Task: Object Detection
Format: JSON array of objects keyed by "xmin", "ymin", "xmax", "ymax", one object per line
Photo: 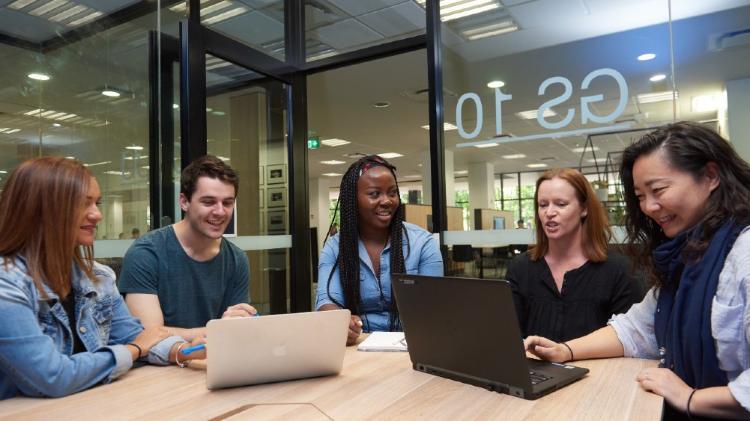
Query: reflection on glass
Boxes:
[
  {"xmin": 204, "ymin": 53, "xmax": 289, "ymax": 314},
  {"xmin": 0, "ymin": 5, "xmax": 182, "ymax": 240}
]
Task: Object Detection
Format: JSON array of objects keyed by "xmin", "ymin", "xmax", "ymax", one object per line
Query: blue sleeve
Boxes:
[
  {"xmin": 417, "ymin": 231, "xmax": 444, "ymax": 276},
  {"xmin": 316, "ymin": 237, "xmax": 344, "ymax": 310},
  {"xmin": 0, "ymin": 276, "xmax": 123, "ymax": 398},
  {"xmin": 118, "ymin": 240, "xmax": 159, "ymax": 295}
]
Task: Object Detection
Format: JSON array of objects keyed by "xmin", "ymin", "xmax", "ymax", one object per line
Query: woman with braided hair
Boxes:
[{"xmin": 316, "ymin": 155, "xmax": 443, "ymax": 345}]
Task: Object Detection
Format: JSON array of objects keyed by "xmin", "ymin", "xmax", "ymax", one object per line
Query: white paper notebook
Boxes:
[{"xmin": 357, "ymin": 332, "xmax": 408, "ymax": 352}]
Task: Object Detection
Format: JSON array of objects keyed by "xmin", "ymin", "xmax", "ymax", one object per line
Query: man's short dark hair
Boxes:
[{"xmin": 180, "ymin": 155, "xmax": 239, "ymax": 200}]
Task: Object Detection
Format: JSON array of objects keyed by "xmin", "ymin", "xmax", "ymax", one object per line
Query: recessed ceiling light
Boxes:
[
  {"xmin": 474, "ymin": 143, "xmax": 498, "ymax": 148},
  {"xmin": 65, "ymin": 156, "xmax": 75, "ymax": 160},
  {"xmin": 321, "ymin": 138, "xmax": 350, "ymax": 147},
  {"xmin": 217, "ymin": 156, "xmax": 230, "ymax": 161},
  {"xmin": 321, "ymin": 160, "xmax": 346, "ymax": 165},
  {"xmin": 378, "ymin": 152, "xmax": 403, "ymax": 159},
  {"xmin": 421, "ymin": 123, "xmax": 458, "ymax": 131},
  {"xmin": 637, "ymin": 53, "xmax": 656, "ymax": 61},
  {"xmin": 372, "ymin": 101, "xmax": 390, "ymax": 108},
  {"xmin": 102, "ymin": 90, "xmax": 120, "ymax": 98},
  {"xmin": 454, "ymin": 170, "xmax": 468, "ymax": 175},
  {"xmin": 27, "ymin": 73, "xmax": 50, "ymax": 81},
  {"xmin": 587, "ymin": 158, "xmax": 607, "ymax": 163},
  {"xmin": 516, "ymin": 109, "xmax": 557, "ymax": 120},
  {"xmin": 527, "ymin": 163, "xmax": 548, "ymax": 168},
  {"xmin": 649, "ymin": 74, "xmax": 667, "ymax": 82},
  {"xmin": 487, "ymin": 80, "xmax": 505, "ymax": 89},
  {"xmin": 125, "ymin": 145, "xmax": 144, "ymax": 150},
  {"xmin": 322, "ymin": 172, "xmax": 342, "ymax": 177},
  {"xmin": 502, "ymin": 154, "xmax": 525, "ymax": 159},
  {"xmin": 212, "ymin": 110, "xmax": 226, "ymax": 116},
  {"xmin": 572, "ymin": 146, "xmax": 599, "ymax": 153},
  {"xmin": 84, "ymin": 161, "xmax": 112, "ymax": 167},
  {"xmin": 52, "ymin": 123, "xmax": 61, "ymax": 127}
]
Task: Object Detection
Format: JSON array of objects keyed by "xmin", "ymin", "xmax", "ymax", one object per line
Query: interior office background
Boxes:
[{"xmin": 0, "ymin": 0, "xmax": 748, "ymax": 313}]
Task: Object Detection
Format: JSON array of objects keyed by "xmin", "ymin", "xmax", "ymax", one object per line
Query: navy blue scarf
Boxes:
[{"xmin": 653, "ymin": 220, "xmax": 744, "ymax": 389}]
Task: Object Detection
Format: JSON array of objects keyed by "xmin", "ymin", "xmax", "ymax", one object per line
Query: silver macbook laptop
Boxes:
[{"xmin": 206, "ymin": 309, "xmax": 350, "ymax": 390}]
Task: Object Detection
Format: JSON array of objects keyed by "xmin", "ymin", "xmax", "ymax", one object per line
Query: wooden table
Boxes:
[{"xmin": 0, "ymin": 346, "xmax": 662, "ymax": 420}]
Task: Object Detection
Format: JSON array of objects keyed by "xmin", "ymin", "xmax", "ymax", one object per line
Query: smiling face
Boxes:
[
  {"xmin": 180, "ymin": 176, "xmax": 236, "ymax": 240},
  {"xmin": 632, "ymin": 149, "xmax": 719, "ymax": 238},
  {"xmin": 357, "ymin": 166, "xmax": 400, "ymax": 233},
  {"xmin": 76, "ymin": 177, "xmax": 102, "ymax": 246},
  {"xmin": 536, "ymin": 176, "xmax": 587, "ymax": 243}
]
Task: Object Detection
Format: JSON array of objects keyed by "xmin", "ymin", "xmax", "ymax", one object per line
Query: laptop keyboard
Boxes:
[{"xmin": 529, "ymin": 370, "xmax": 553, "ymax": 385}]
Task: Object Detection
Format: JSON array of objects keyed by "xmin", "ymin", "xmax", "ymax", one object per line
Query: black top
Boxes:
[
  {"xmin": 507, "ymin": 251, "xmax": 641, "ymax": 342},
  {"xmin": 59, "ymin": 294, "xmax": 86, "ymax": 354}
]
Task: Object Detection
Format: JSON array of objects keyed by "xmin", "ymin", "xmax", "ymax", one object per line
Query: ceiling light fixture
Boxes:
[
  {"xmin": 487, "ymin": 80, "xmax": 505, "ymax": 88},
  {"xmin": 649, "ymin": 73, "xmax": 667, "ymax": 82},
  {"xmin": 322, "ymin": 173, "xmax": 342, "ymax": 177},
  {"xmin": 372, "ymin": 101, "xmax": 390, "ymax": 108},
  {"xmin": 321, "ymin": 160, "xmax": 346, "ymax": 165},
  {"xmin": 378, "ymin": 153, "xmax": 403, "ymax": 159},
  {"xmin": 27, "ymin": 73, "xmax": 50, "ymax": 81},
  {"xmin": 692, "ymin": 93, "xmax": 724, "ymax": 113},
  {"xmin": 202, "ymin": 6, "xmax": 247, "ymax": 24},
  {"xmin": 502, "ymin": 154, "xmax": 526, "ymax": 159},
  {"xmin": 474, "ymin": 143, "xmax": 498, "ymax": 148},
  {"xmin": 125, "ymin": 145, "xmax": 144, "ymax": 151},
  {"xmin": 638, "ymin": 53, "xmax": 656, "ymax": 61},
  {"xmin": 421, "ymin": 123, "xmax": 458, "ymax": 131},
  {"xmin": 516, "ymin": 109, "xmax": 557, "ymax": 120},
  {"xmin": 102, "ymin": 89, "xmax": 121, "ymax": 98},
  {"xmin": 321, "ymin": 138, "xmax": 350, "ymax": 147},
  {"xmin": 464, "ymin": 20, "xmax": 518, "ymax": 41},
  {"xmin": 637, "ymin": 90, "xmax": 679, "ymax": 104},
  {"xmin": 572, "ymin": 146, "xmax": 599, "ymax": 153},
  {"xmin": 527, "ymin": 163, "xmax": 548, "ymax": 168}
]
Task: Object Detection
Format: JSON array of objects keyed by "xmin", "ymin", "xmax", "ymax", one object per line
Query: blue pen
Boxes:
[{"xmin": 181, "ymin": 344, "xmax": 205, "ymax": 355}]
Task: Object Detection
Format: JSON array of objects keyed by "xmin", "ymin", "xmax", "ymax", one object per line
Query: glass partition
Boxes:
[{"xmin": 436, "ymin": 0, "xmax": 750, "ymax": 278}]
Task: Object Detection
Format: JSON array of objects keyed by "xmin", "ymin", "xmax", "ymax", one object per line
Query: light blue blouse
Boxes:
[
  {"xmin": 609, "ymin": 228, "xmax": 750, "ymax": 411},
  {"xmin": 316, "ymin": 222, "xmax": 444, "ymax": 332}
]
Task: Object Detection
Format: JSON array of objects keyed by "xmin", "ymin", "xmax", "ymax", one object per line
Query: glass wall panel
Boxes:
[
  {"xmin": 307, "ymin": 50, "xmax": 429, "ymax": 298},
  {"xmin": 205, "ymin": 55, "xmax": 290, "ymax": 314},
  {"xmin": 0, "ymin": 3, "xmax": 183, "ymax": 250},
  {"xmin": 438, "ymin": 0, "xmax": 741, "ymax": 278}
]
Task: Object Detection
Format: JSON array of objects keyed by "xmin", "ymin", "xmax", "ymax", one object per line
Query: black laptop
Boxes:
[{"xmin": 392, "ymin": 274, "xmax": 589, "ymax": 400}]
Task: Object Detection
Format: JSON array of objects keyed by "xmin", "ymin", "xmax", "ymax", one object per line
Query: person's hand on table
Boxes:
[
  {"xmin": 347, "ymin": 315, "xmax": 363, "ymax": 346},
  {"xmin": 129, "ymin": 326, "xmax": 170, "ymax": 361},
  {"xmin": 222, "ymin": 303, "xmax": 258, "ymax": 319},
  {"xmin": 181, "ymin": 335, "xmax": 208, "ymax": 361},
  {"xmin": 636, "ymin": 367, "xmax": 693, "ymax": 411},
  {"xmin": 524, "ymin": 335, "xmax": 571, "ymax": 363}
]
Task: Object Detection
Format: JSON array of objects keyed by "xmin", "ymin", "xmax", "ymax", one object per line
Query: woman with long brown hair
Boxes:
[
  {"xmin": 0, "ymin": 157, "xmax": 204, "ymax": 399},
  {"xmin": 507, "ymin": 167, "xmax": 640, "ymax": 342}
]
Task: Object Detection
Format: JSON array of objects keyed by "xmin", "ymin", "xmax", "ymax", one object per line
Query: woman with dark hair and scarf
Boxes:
[
  {"xmin": 524, "ymin": 122, "xmax": 750, "ymax": 419},
  {"xmin": 316, "ymin": 155, "xmax": 443, "ymax": 345}
]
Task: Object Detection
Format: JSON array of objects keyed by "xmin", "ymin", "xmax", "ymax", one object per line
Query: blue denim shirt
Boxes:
[
  {"xmin": 316, "ymin": 222, "xmax": 444, "ymax": 332},
  {"xmin": 0, "ymin": 256, "xmax": 182, "ymax": 399}
]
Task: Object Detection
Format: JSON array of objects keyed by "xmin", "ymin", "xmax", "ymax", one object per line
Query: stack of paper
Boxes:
[{"xmin": 357, "ymin": 332, "xmax": 408, "ymax": 352}]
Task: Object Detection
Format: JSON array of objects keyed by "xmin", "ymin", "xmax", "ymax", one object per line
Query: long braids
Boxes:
[{"xmin": 325, "ymin": 155, "xmax": 409, "ymax": 331}]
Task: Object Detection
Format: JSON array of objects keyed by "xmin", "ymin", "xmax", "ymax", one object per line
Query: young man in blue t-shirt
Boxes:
[{"xmin": 120, "ymin": 155, "xmax": 255, "ymax": 341}]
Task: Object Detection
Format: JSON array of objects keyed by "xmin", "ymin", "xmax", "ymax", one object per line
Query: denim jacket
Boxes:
[{"xmin": 0, "ymin": 256, "xmax": 182, "ymax": 399}]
